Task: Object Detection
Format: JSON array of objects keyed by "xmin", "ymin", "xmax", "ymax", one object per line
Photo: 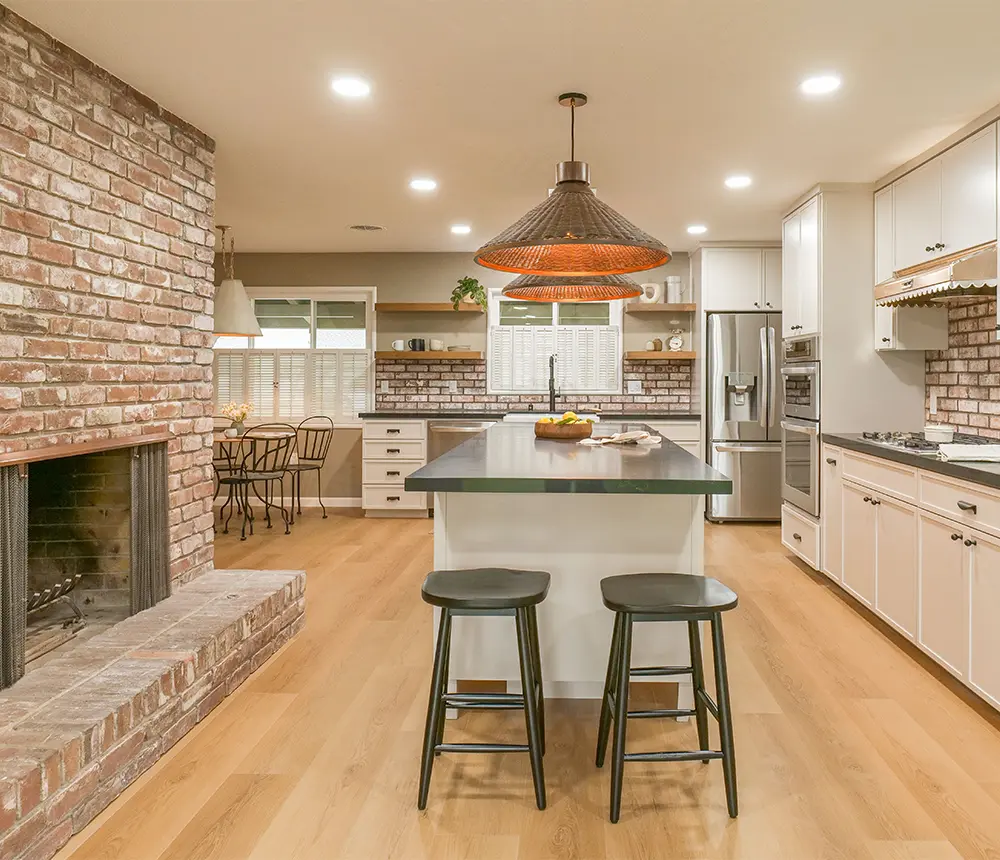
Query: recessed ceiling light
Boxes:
[
  {"xmin": 687, "ymin": 224, "xmax": 708, "ymax": 235},
  {"xmin": 331, "ymin": 76, "xmax": 371, "ymax": 99},
  {"xmin": 724, "ymin": 175, "xmax": 752, "ymax": 190},
  {"xmin": 450, "ymin": 224, "xmax": 471, "ymax": 235},
  {"xmin": 800, "ymin": 74, "xmax": 841, "ymax": 96},
  {"xmin": 409, "ymin": 177, "xmax": 437, "ymax": 192}
]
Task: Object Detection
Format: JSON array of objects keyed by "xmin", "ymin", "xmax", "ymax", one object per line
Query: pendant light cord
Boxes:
[
  {"xmin": 570, "ymin": 97, "xmax": 575, "ymax": 161},
  {"xmin": 218, "ymin": 225, "xmax": 236, "ymax": 280}
]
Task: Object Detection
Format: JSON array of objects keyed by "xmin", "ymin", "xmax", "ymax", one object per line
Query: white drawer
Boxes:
[
  {"xmin": 362, "ymin": 440, "xmax": 426, "ymax": 460},
  {"xmin": 646, "ymin": 421, "xmax": 700, "ymax": 443},
  {"xmin": 919, "ymin": 473, "xmax": 1000, "ymax": 538},
  {"xmin": 363, "ymin": 420, "xmax": 425, "ymax": 441},
  {"xmin": 362, "ymin": 486, "xmax": 427, "ymax": 510},
  {"xmin": 781, "ymin": 503, "xmax": 821, "ymax": 570},
  {"xmin": 842, "ymin": 451, "xmax": 917, "ymax": 502},
  {"xmin": 362, "ymin": 460, "xmax": 423, "ymax": 485}
]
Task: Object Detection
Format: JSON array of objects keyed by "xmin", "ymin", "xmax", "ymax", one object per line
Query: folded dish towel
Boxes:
[
  {"xmin": 579, "ymin": 431, "xmax": 662, "ymax": 447},
  {"xmin": 938, "ymin": 443, "xmax": 1000, "ymax": 462}
]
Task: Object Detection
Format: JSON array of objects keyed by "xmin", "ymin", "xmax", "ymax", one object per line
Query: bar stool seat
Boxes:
[
  {"xmin": 418, "ymin": 567, "xmax": 550, "ymax": 812},
  {"xmin": 422, "ymin": 568, "xmax": 550, "ymax": 610},
  {"xmin": 601, "ymin": 573, "xmax": 737, "ymax": 615},
  {"xmin": 596, "ymin": 572, "xmax": 739, "ymax": 823}
]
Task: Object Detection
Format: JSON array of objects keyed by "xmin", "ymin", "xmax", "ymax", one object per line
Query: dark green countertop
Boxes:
[{"xmin": 405, "ymin": 422, "xmax": 731, "ymax": 495}]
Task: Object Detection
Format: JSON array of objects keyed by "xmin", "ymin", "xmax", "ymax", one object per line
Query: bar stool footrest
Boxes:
[
  {"xmin": 629, "ymin": 665, "xmax": 693, "ymax": 677},
  {"xmin": 623, "ymin": 750, "xmax": 724, "ymax": 763},
  {"xmin": 443, "ymin": 692, "xmax": 524, "ymax": 707},
  {"xmin": 627, "ymin": 708, "xmax": 697, "ymax": 719},
  {"xmin": 435, "ymin": 743, "xmax": 529, "ymax": 754}
]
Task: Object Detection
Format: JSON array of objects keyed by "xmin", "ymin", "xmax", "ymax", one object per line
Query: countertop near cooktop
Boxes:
[
  {"xmin": 359, "ymin": 411, "xmax": 701, "ymax": 421},
  {"xmin": 823, "ymin": 432, "xmax": 1000, "ymax": 491}
]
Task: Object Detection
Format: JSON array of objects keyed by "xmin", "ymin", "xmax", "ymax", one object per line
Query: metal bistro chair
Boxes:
[
  {"xmin": 286, "ymin": 416, "xmax": 335, "ymax": 523},
  {"xmin": 218, "ymin": 425, "xmax": 296, "ymax": 540}
]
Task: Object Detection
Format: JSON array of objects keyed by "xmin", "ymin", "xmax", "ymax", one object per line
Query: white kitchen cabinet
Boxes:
[
  {"xmin": 821, "ymin": 445, "xmax": 842, "ymax": 582},
  {"xmin": 874, "ymin": 305, "xmax": 949, "ymax": 352},
  {"xmin": 362, "ymin": 419, "xmax": 428, "ymax": 517},
  {"xmin": 969, "ymin": 529, "xmax": 1000, "ymax": 708},
  {"xmin": 781, "ymin": 196, "xmax": 820, "ymax": 338},
  {"xmin": 842, "ymin": 481, "xmax": 876, "ymax": 607},
  {"xmin": 940, "ymin": 123, "xmax": 997, "ymax": 257},
  {"xmin": 763, "ymin": 248, "xmax": 782, "ymax": 310},
  {"xmin": 700, "ymin": 248, "xmax": 764, "ymax": 311},
  {"xmin": 893, "ymin": 159, "xmax": 942, "ymax": 272},
  {"xmin": 874, "ymin": 186, "xmax": 894, "ymax": 284},
  {"xmin": 918, "ymin": 511, "xmax": 969, "ymax": 679},
  {"xmin": 874, "ymin": 496, "xmax": 918, "ymax": 638},
  {"xmin": 646, "ymin": 421, "xmax": 701, "ymax": 459}
]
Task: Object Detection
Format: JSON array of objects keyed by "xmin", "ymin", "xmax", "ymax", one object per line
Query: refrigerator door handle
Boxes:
[
  {"xmin": 714, "ymin": 444, "xmax": 781, "ymax": 454},
  {"xmin": 759, "ymin": 326, "xmax": 769, "ymax": 429},
  {"xmin": 767, "ymin": 326, "xmax": 777, "ymax": 430}
]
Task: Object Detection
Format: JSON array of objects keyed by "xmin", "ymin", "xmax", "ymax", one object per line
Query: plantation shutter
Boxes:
[
  {"xmin": 213, "ymin": 353, "xmax": 246, "ymax": 413},
  {"xmin": 490, "ymin": 324, "xmax": 616, "ymax": 394},
  {"xmin": 554, "ymin": 326, "xmax": 620, "ymax": 393},
  {"xmin": 276, "ymin": 353, "xmax": 307, "ymax": 419},
  {"xmin": 310, "ymin": 351, "xmax": 369, "ymax": 423},
  {"xmin": 339, "ymin": 351, "xmax": 369, "ymax": 422},
  {"xmin": 247, "ymin": 353, "xmax": 276, "ymax": 419}
]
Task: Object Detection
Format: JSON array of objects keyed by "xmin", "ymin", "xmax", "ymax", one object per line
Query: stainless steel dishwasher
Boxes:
[{"xmin": 427, "ymin": 419, "xmax": 496, "ymax": 463}]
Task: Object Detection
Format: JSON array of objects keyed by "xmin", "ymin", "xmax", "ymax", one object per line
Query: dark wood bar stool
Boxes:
[
  {"xmin": 417, "ymin": 567, "xmax": 549, "ymax": 811},
  {"xmin": 595, "ymin": 572, "xmax": 739, "ymax": 823}
]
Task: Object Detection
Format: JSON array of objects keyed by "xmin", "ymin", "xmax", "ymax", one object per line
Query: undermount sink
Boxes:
[{"xmin": 502, "ymin": 411, "xmax": 601, "ymax": 423}]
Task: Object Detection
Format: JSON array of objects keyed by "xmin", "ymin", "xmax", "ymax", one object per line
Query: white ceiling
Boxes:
[{"xmin": 9, "ymin": 0, "xmax": 1000, "ymax": 255}]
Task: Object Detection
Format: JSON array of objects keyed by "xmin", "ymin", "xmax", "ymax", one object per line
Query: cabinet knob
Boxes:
[
  {"xmin": 951, "ymin": 533, "xmax": 963, "ymax": 541},
  {"xmin": 792, "ymin": 532, "xmax": 802, "ymax": 541},
  {"xmin": 754, "ymin": 302, "xmax": 760, "ymax": 308},
  {"xmin": 881, "ymin": 337, "xmax": 891, "ymax": 343},
  {"xmin": 826, "ymin": 458, "xmax": 837, "ymax": 465},
  {"xmin": 925, "ymin": 245, "xmax": 934, "ymax": 253},
  {"xmin": 863, "ymin": 496, "xmax": 871, "ymax": 502},
  {"xmin": 766, "ymin": 302, "xmax": 773, "ymax": 308},
  {"xmin": 965, "ymin": 538, "xmax": 978, "ymax": 547},
  {"xmin": 936, "ymin": 243, "xmax": 945, "ymax": 251},
  {"xmin": 871, "ymin": 499, "xmax": 881, "ymax": 506}
]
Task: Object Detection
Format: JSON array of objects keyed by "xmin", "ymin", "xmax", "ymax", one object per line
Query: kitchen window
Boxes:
[
  {"xmin": 212, "ymin": 288, "xmax": 374, "ymax": 426},
  {"xmin": 487, "ymin": 289, "xmax": 622, "ymax": 394}
]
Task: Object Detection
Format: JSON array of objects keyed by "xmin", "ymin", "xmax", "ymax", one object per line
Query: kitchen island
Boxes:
[{"xmin": 405, "ymin": 422, "xmax": 732, "ymax": 701}]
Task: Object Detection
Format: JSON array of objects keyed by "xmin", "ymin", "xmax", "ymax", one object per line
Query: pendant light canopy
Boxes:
[
  {"xmin": 475, "ymin": 93, "xmax": 670, "ymax": 277},
  {"xmin": 502, "ymin": 273, "xmax": 642, "ymax": 303},
  {"xmin": 213, "ymin": 225, "xmax": 262, "ymax": 338}
]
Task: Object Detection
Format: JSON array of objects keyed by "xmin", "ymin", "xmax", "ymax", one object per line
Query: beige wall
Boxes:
[{"xmin": 225, "ymin": 251, "xmax": 692, "ymax": 499}]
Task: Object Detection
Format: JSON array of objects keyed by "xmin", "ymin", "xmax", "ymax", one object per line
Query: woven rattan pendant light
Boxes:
[
  {"xmin": 475, "ymin": 93, "xmax": 670, "ymax": 277},
  {"xmin": 502, "ymin": 273, "xmax": 642, "ymax": 303}
]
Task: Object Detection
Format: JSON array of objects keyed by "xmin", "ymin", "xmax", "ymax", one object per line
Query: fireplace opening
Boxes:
[{"xmin": 26, "ymin": 449, "xmax": 133, "ymax": 668}]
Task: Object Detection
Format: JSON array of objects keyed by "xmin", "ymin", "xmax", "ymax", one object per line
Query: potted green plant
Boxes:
[{"xmin": 451, "ymin": 276, "xmax": 487, "ymax": 311}]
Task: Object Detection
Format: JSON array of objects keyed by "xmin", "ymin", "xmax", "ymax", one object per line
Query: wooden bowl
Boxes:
[{"xmin": 534, "ymin": 420, "xmax": 593, "ymax": 441}]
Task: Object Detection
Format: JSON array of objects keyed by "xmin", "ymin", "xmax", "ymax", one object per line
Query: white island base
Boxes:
[{"xmin": 433, "ymin": 490, "xmax": 705, "ymax": 706}]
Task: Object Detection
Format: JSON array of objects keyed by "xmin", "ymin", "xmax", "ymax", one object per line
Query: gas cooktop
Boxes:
[{"xmin": 860, "ymin": 430, "xmax": 991, "ymax": 455}]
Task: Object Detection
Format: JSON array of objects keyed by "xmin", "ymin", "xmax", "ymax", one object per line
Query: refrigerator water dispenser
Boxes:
[{"xmin": 725, "ymin": 372, "xmax": 758, "ymax": 421}]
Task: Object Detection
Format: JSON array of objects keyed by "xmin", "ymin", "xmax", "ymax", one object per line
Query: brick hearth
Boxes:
[{"xmin": 0, "ymin": 569, "xmax": 305, "ymax": 860}]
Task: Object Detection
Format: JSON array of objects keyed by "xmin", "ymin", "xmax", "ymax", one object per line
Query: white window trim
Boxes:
[
  {"xmin": 486, "ymin": 287, "xmax": 623, "ymax": 395},
  {"xmin": 213, "ymin": 285, "xmax": 375, "ymax": 428}
]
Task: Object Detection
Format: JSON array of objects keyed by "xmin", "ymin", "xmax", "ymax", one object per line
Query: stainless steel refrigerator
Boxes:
[{"xmin": 706, "ymin": 312, "xmax": 782, "ymax": 521}]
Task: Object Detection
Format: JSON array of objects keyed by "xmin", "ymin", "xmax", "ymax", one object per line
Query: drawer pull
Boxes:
[
  {"xmin": 386, "ymin": 470, "xmax": 400, "ymax": 477},
  {"xmin": 826, "ymin": 458, "xmax": 837, "ymax": 465},
  {"xmin": 387, "ymin": 448, "xmax": 401, "ymax": 454},
  {"xmin": 387, "ymin": 495, "xmax": 400, "ymax": 502},
  {"xmin": 965, "ymin": 538, "xmax": 978, "ymax": 547},
  {"xmin": 957, "ymin": 500, "xmax": 978, "ymax": 514},
  {"xmin": 951, "ymin": 533, "xmax": 963, "ymax": 541},
  {"xmin": 792, "ymin": 532, "xmax": 802, "ymax": 541},
  {"xmin": 386, "ymin": 428, "xmax": 401, "ymax": 435}
]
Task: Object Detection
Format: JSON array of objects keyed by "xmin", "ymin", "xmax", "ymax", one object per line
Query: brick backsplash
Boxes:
[
  {"xmin": 925, "ymin": 297, "xmax": 1000, "ymax": 437},
  {"xmin": 0, "ymin": 8, "xmax": 216, "ymax": 584},
  {"xmin": 374, "ymin": 357, "xmax": 694, "ymax": 413}
]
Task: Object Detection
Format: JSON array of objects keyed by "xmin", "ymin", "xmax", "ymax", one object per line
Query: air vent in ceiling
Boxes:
[{"xmin": 349, "ymin": 224, "xmax": 385, "ymax": 232}]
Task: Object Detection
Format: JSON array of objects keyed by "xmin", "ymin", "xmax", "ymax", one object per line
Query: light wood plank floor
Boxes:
[{"xmin": 54, "ymin": 513, "xmax": 1000, "ymax": 860}]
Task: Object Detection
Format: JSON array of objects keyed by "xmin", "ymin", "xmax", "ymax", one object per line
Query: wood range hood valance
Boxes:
[{"xmin": 874, "ymin": 241, "xmax": 998, "ymax": 307}]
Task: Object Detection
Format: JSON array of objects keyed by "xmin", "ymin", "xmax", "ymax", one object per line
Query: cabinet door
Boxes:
[
  {"xmin": 875, "ymin": 497, "xmax": 918, "ymax": 639},
  {"xmin": 875, "ymin": 306, "xmax": 895, "ymax": 350},
  {"xmin": 893, "ymin": 159, "xmax": 942, "ymax": 271},
  {"xmin": 701, "ymin": 248, "xmax": 764, "ymax": 311},
  {"xmin": 941, "ymin": 123, "xmax": 998, "ymax": 256},
  {"xmin": 796, "ymin": 197, "xmax": 820, "ymax": 336},
  {"xmin": 875, "ymin": 185, "xmax": 894, "ymax": 284},
  {"xmin": 781, "ymin": 213, "xmax": 801, "ymax": 336},
  {"xmin": 821, "ymin": 446, "xmax": 843, "ymax": 581},
  {"xmin": 969, "ymin": 529, "xmax": 1000, "ymax": 708},
  {"xmin": 918, "ymin": 512, "xmax": 969, "ymax": 678},
  {"xmin": 763, "ymin": 248, "xmax": 782, "ymax": 310},
  {"xmin": 842, "ymin": 482, "xmax": 876, "ymax": 607}
]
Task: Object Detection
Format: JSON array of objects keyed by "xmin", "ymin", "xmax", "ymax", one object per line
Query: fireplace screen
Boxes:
[{"xmin": 0, "ymin": 441, "xmax": 170, "ymax": 689}]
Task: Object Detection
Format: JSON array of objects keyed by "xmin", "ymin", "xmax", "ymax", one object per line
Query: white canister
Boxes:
[
  {"xmin": 924, "ymin": 424, "xmax": 955, "ymax": 443},
  {"xmin": 666, "ymin": 276, "xmax": 683, "ymax": 304}
]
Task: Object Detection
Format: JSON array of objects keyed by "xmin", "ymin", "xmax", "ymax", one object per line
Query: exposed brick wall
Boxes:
[
  {"xmin": 0, "ymin": 8, "xmax": 216, "ymax": 583},
  {"xmin": 374, "ymin": 357, "xmax": 694, "ymax": 413},
  {"xmin": 925, "ymin": 297, "xmax": 999, "ymax": 438}
]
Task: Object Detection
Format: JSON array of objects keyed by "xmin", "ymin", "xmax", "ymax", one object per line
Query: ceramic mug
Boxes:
[
  {"xmin": 407, "ymin": 338, "xmax": 426, "ymax": 351},
  {"xmin": 429, "ymin": 338, "xmax": 445, "ymax": 351},
  {"xmin": 645, "ymin": 340, "xmax": 656, "ymax": 351},
  {"xmin": 391, "ymin": 340, "xmax": 405, "ymax": 351}
]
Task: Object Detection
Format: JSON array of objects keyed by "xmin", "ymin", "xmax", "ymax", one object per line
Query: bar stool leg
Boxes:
[
  {"xmin": 609, "ymin": 612, "xmax": 633, "ymax": 823},
  {"xmin": 711, "ymin": 613, "xmax": 738, "ymax": 818},
  {"xmin": 687, "ymin": 619, "xmax": 711, "ymax": 764},
  {"xmin": 527, "ymin": 605, "xmax": 545, "ymax": 755},
  {"xmin": 515, "ymin": 607, "xmax": 546, "ymax": 810},
  {"xmin": 435, "ymin": 614, "xmax": 452, "ymax": 755},
  {"xmin": 595, "ymin": 611, "xmax": 623, "ymax": 768},
  {"xmin": 418, "ymin": 608, "xmax": 452, "ymax": 810}
]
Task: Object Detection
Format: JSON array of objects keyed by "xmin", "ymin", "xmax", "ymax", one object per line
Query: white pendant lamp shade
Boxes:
[{"xmin": 214, "ymin": 277, "xmax": 261, "ymax": 337}]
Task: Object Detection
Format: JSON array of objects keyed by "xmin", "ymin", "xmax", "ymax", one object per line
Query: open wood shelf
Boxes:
[
  {"xmin": 624, "ymin": 351, "xmax": 696, "ymax": 361},
  {"xmin": 625, "ymin": 303, "xmax": 697, "ymax": 314},
  {"xmin": 374, "ymin": 302, "xmax": 483, "ymax": 313},
  {"xmin": 375, "ymin": 351, "xmax": 482, "ymax": 360}
]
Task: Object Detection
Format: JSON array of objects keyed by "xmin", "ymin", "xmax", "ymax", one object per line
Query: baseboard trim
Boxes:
[{"xmin": 214, "ymin": 496, "xmax": 361, "ymax": 509}]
